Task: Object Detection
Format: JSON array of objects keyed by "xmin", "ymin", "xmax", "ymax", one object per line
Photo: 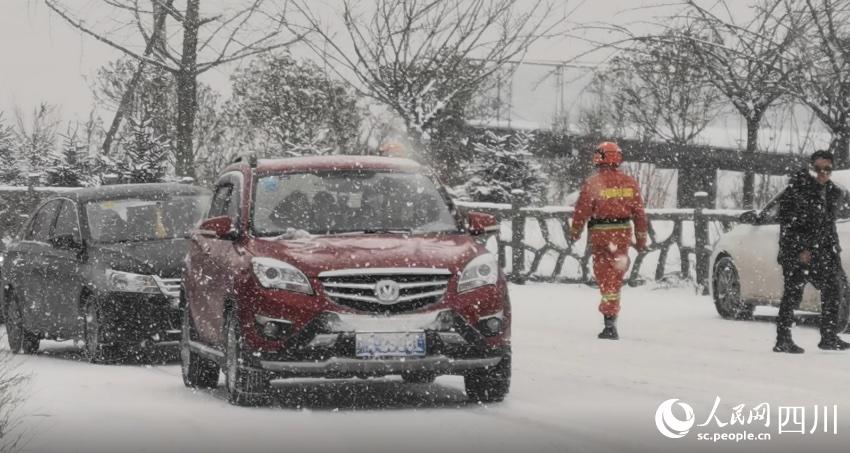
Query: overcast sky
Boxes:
[{"xmin": 0, "ymin": 1, "xmax": 753, "ymax": 129}]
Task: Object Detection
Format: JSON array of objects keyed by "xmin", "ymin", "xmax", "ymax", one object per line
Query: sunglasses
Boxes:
[{"xmin": 813, "ymin": 165, "xmax": 833, "ymax": 174}]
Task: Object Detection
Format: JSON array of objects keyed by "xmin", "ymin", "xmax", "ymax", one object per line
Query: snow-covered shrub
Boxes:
[
  {"xmin": 11, "ymin": 104, "xmax": 58, "ymax": 182},
  {"xmin": 459, "ymin": 131, "xmax": 548, "ymax": 205},
  {"xmin": 117, "ymin": 116, "xmax": 170, "ymax": 184},
  {"xmin": 45, "ymin": 126, "xmax": 95, "ymax": 187},
  {"xmin": 226, "ymin": 53, "xmax": 361, "ymax": 157},
  {"xmin": 0, "ymin": 115, "xmax": 20, "ymax": 185}
]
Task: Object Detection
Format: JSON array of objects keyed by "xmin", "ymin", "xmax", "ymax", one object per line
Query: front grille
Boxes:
[
  {"xmin": 154, "ymin": 277, "xmax": 181, "ymax": 299},
  {"xmin": 319, "ymin": 269, "xmax": 451, "ymax": 313}
]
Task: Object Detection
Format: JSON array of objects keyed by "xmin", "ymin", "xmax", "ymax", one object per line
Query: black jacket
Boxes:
[{"xmin": 777, "ymin": 169, "xmax": 848, "ymax": 273}]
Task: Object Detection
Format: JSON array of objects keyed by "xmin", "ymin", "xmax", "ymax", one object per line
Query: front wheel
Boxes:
[
  {"xmin": 224, "ymin": 310, "xmax": 270, "ymax": 406},
  {"xmin": 713, "ymin": 257, "xmax": 754, "ymax": 320},
  {"xmin": 4, "ymin": 290, "xmax": 39, "ymax": 354},
  {"xmin": 83, "ymin": 300, "xmax": 119, "ymax": 363},
  {"xmin": 465, "ymin": 353, "xmax": 511, "ymax": 403},
  {"xmin": 181, "ymin": 305, "xmax": 220, "ymax": 389}
]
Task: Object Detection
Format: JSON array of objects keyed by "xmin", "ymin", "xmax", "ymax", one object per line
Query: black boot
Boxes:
[
  {"xmin": 818, "ymin": 297, "xmax": 850, "ymax": 350},
  {"xmin": 598, "ymin": 315, "xmax": 619, "ymax": 340},
  {"xmin": 773, "ymin": 327, "xmax": 804, "ymax": 354},
  {"xmin": 818, "ymin": 335, "xmax": 850, "ymax": 350}
]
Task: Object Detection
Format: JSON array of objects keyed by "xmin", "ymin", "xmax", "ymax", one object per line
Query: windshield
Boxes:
[
  {"xmin": 85, "ymin": 195, "xmax": 210, "ymax": 243},
  {"xmin": 252, "ymin": 170, "xmax": 459, "ymax": 236}
]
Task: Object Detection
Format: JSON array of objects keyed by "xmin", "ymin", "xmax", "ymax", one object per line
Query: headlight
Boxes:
[
  {"xmin": 457, "ymin": 253, "xmax": 498, "ymax": 293},
  {"xmin": 251, "ymin": 257, "xmax": 313, "ymax": 294},
  {"xmin": 106, "ymin": 269, "xmax": 159, "ymax": 294}
]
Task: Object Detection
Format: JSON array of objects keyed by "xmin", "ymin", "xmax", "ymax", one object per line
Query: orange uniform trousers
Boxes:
[{"xmin": 589, "ymin": 225, "xmax": 632, "ymax": 316}]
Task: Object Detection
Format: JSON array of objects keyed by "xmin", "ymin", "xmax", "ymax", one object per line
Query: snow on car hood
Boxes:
[{"xmin": 249, "ymin": 234, "xmax": 483, "ymax": 276}]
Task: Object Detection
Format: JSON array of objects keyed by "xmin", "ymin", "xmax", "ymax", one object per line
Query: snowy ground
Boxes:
[{"xmin": 3, "ymin": 283, "xmax": 850, "ymax": 453}]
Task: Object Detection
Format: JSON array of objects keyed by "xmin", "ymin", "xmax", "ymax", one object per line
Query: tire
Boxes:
[
  {"xmin": 4, "ymin": 290, "xmax": 39, "ymax": 354},
  {"xmin": 83, "ymin": 300, "xmax": 119, "ymax": 363},
  {"xmin": 181, "ymin": 304, "xmax": 219, "ymax": 389},
  {"xmin": 224, "ymin": 309, "xmax": 270, "ymax": 406},
  {"xmin": 465, "ymin": 353, "xmax": 511, "ymax": 403},
  {"xmin": 712, "ymin": 257, "xmax": 754, "ymax": 320},
  {"xmin": 401, "ymin": 371, "xmax": 437, "ymax": 384}
]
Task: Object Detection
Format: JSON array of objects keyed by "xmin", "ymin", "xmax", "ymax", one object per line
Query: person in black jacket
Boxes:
[{"xmin": 775, "ymin": 150, "xmax": 850, "ymax": 353}]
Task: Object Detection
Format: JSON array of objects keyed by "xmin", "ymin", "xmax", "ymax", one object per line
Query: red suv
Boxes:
[{"xmin": 181, "ymin": 156, "xmax": 511, "ymax": 405}]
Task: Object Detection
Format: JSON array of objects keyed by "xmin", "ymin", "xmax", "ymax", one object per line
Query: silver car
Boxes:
[{"xmin": 709, "ymin": 170, "xmax": 850, "ymax": 331}]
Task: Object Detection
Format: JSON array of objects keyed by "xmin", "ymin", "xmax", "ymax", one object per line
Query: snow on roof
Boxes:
[
  {"xmin": 0, "ymin": 185, "xmax": 79, "ymax": 193},
  {"xmin": 252, "ymin": 155, "xmax": 424, "ymax": 174}
]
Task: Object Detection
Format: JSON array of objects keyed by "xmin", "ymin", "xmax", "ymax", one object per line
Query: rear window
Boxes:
[
  {"xmin": 252, "ymin": 170, "xmax": 458, "ymax": 236},
  {"xmin": 86, "ymin": 195, "xmax": 210, "ymax": 243}
]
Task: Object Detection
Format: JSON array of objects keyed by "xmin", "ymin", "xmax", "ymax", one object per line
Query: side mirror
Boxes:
[
  {"xmin": 467, "ymin": 211, "xmax": 499, "ymax": 236},
  {"xmin": 50, "ymin": 234, "xmax": 81, "ymax": 250},
  {"xmin": 738, "ymin": 210, "xmax": 759, "ymax": 225},
  {"xmin": 199, "ymin": 216, "xmax": 235, "ymax": 239}
]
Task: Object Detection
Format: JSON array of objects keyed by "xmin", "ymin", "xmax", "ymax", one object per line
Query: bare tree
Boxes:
[
  {"xmin": 606, "ymin": 28, "xmax": 724, "ymax": 146},
  {"xmin": 44, "ymin": 0, "xmax": 304, "ymax": 177},
  {"xmin": 603, "ymin": 26, "xmax": 724, "ymax": 206},
  {"xmin": 680, "ymin": 0, "xmax": 800, "ymax": 208},
  {"xmin": 783, "ymin": 0, "xmax": 850, "ymax": 166},
  {"xmin": 291, "ymin": 0, "xmax": 563, "ymax": 171}
]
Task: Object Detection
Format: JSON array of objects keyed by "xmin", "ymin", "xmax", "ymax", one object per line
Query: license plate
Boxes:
[{"xmin": 355, "ymin": 332, "xmax": 426, "ymax": 358}]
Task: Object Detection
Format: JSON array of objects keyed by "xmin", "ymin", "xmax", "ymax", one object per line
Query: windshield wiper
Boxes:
[{"xmin": 332, "ymin": 228, "xmax": 413, "ymax": 235}]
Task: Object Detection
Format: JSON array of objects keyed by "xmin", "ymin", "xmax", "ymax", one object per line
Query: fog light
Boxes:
[
  {"xmin": 263, "ymin": 322, "xmax": 281, "ymax": 338},
  {"xmin": 478, "ymin": 315, "xmax": 503, "ymax": 336},
  {"xmin": 255, "ymin": 315, "xmax": 292, "ymax": 339}
]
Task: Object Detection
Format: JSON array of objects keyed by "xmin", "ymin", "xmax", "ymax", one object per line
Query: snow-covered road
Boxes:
[{"xmin": 3, "ymin": 283, "xmax": 849, "ymax": 453}]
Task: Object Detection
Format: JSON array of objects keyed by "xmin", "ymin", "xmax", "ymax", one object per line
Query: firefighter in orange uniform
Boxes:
[{"xmin": 570, "ymin": 142, "xmax": 649, "ymax": 340}]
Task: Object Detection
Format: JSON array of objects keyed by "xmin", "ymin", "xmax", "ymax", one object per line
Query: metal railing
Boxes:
[{"xmin": 455, "ymin": 196, "xmax": 744, "ymax": 292}]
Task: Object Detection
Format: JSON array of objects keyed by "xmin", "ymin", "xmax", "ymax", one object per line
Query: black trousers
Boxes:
[{"xmin": 779, "ymin": 260, "xmax": 844, "ymax": 337}]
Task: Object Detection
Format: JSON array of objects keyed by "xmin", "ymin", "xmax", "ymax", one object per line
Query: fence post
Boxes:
[
  {"xmin": 694, "ymin": 191, "xmax": 710, "ymax": 295},
  {"xmin": 510, "ymin": 189, "xmax": 526, "ymax": 284},
  {"xmin": 26, "ymin": 173, "xmax": 39, "ymax": 193}
]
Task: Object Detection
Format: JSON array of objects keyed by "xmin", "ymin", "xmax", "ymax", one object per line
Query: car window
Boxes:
[
  {"xmin": 759, "ymin": 202, "xmax": 781, "ymax": 224},
  {"xmin": 756, "ymin": 188, "xmax": 785, "ymax": 224},
  {"xmin": 85, "ymin": 195, "xmax": 210, "ymax": 243},
  {"xmin": 837, "ymin": 187, "xmax": 850, "ymax": 220},
  {"xmin": 25, "ymin": 200, "xmax": 61, "ymax": 242},
  {"xmin": 209, "ymin": 184, "xmax": 234, "ymax": 218},
  {"xmin": 252, "ymin": 170, "xmax": 459, "ymax": 236},
  {"xmin": 28, "ymin": 201, "xmax": 61, "ymax": 241},
  {"xmin": 52, "ymin": 200, "xmax": 82, "ymax": 243}
]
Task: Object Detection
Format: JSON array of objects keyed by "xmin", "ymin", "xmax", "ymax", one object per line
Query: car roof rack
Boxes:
[{"xmin": 231, "ymin": 153, "xmax": 258, "ymax": 168}]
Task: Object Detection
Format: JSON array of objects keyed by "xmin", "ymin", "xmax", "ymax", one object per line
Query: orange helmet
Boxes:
[{"xmin": 593, "ymin": 141, "xmax": 623, "ymax": 167}]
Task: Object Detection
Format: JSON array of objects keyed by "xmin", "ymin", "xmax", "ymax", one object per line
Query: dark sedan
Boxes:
[{"xmin": 1, "ymin": 183, "xmax": 210, "ymax": 362}]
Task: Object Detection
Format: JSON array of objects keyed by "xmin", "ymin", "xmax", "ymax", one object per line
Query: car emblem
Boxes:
[{"xmin": 374, "ymin": 279, "xmax": 401, "ymax": 303}]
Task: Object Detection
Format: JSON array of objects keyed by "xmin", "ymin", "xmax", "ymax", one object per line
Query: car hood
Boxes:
[
  {"xmin": 249, "ymin": 234, "xmax": 483, "ymax": 277},
  {"xmin": 88, "ymin": 238, "xmax": 190, "ymax": 278}
]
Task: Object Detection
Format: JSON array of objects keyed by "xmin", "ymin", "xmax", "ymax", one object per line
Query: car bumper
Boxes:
[
  {"xmin": 257, "ymin": 355, "xmax": 503, "ymax": 377},
  {"xmin": 99, "ymin": 292, "xmax": 182, "ymax": 344}
]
